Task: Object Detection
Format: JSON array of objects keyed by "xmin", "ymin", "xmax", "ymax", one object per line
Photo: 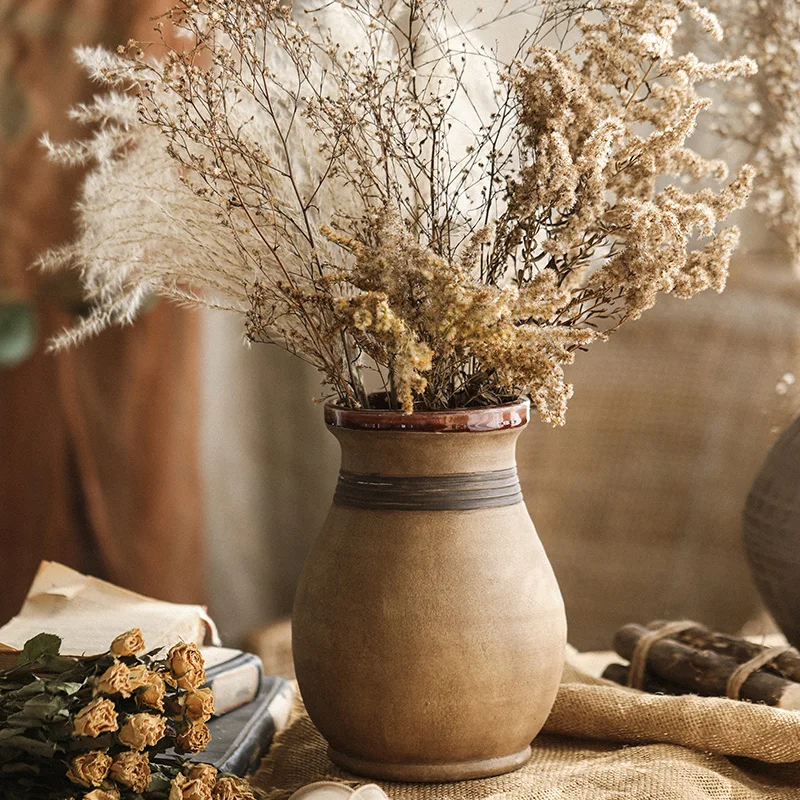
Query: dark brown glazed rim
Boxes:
[{"xmin": 324, "ymin": 398, "xmax": 530, "ymax": 432}]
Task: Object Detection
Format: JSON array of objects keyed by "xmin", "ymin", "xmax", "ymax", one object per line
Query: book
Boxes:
[
  {"xmin": 177, "ymin": 675, "xmax": 294, "ymax": 775},
  {"xmin": 201, "ymin": 646, "xmax": 264, "ymax": 716},
  {"xmin": 0, "ymin": 561, "xmax": 219, "ymax": 666}
]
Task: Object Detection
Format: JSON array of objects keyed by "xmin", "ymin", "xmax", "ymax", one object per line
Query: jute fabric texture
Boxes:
[{"xmin": 253, "ymin": 664, "xmax": 800, "ymax": 799}]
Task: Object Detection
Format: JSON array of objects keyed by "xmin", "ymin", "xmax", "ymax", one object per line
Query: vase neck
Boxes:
[{"xmin": 328, "ymin": 427, "xmax": 524, "ymax": 477}]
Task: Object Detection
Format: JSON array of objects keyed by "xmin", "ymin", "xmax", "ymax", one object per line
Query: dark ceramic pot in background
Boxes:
[
  {"xmin": 743, "ymin": 415, "xmax": 800, "ymax": 647},
  {"xmin": 291, "ymin": 400, "xmax": 567, "ymax": 782}
]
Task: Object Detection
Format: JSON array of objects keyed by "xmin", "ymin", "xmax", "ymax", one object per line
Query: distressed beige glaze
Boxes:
[{"xmin": 292, "ymin": 402, "xmax": 567, "ymax": 782}]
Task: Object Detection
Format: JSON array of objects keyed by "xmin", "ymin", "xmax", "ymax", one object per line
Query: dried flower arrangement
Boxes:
[
  {"xmin": 0, "ymin": 630, "xmax": 255, "ymax": 800},
  {"xmin": 693, "ymin": 0, "xmax": 800, "ymax": 271},
  {"xmin": 42, "ymin": 0, "xmax": 755, "ymax": 423}
]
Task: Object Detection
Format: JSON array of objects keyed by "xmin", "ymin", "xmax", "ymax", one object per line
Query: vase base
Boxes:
[{"xmin": 327, "ymin": 745, "xmax": 532, "ymax": 782}]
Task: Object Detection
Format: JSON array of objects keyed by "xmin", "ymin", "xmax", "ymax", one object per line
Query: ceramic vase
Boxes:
[
  {"xmin": 291, "ymin": 400, "xmax": 567, "ymax": 781},
  {"xmin": 743, "ymin": 415, "xmax": 800, "ymax": 647}
]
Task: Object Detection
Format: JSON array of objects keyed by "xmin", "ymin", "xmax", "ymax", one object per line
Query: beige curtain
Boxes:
[{"xmin": 201, "ymin": 313, "xmax": 338, "ymax": 643}]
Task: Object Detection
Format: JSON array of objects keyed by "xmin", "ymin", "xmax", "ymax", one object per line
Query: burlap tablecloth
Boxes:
[{"xmin": 253, "ymin": 662, "xmax": 800, "ymax": 799}]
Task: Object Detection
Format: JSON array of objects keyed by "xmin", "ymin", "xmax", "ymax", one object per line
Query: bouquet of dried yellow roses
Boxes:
[{"xmin": 0, "ymin": 629, "xmax": 256, "ymax": 800}]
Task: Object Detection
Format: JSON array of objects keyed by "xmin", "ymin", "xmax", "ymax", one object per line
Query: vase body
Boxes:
[
  {"xmin": 291, "ymin": 400, "xmax": 567, "ymax": 782},
  {"xmin": 743, "ymin": 415, "xmax": 800, "ymax": 647}
]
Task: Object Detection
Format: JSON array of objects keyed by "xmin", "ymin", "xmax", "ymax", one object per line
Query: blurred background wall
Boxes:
[{"xmin": 1, "ymin": 0, "xmax": 798, "ymax": 653}]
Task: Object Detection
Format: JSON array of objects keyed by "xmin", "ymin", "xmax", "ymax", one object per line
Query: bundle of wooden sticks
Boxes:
[{"xmin": 603, "ymin": 620, "xmax": 800, "ymax": 710}]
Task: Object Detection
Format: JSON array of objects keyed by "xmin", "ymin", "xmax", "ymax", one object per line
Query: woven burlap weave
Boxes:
[{"xmin": 253, "ymin": 662, "xmax": 800, "ymax": 799}]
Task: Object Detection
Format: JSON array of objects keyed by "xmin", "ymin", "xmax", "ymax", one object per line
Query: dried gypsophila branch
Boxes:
[{"xmin": 42, "ymin": 0, "xmax": 753, "ymax": 424}]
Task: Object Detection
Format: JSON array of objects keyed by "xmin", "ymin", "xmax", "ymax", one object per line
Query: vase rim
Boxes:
[{"xmin": 323, "ymin": 398, "xmax": 530, "ymax": 433}]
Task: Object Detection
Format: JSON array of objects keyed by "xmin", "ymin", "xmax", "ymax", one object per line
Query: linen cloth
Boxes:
[{"xmin": 253, "ymin": 660, "xmax": 800, "ymax": 799}]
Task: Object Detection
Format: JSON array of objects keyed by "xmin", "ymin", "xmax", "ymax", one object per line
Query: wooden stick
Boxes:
[
  {"xmin": 613, "ymin": 624, "xmax": 800, "ymax": 709},
  {"xmin": 646, "ymin": 620, "xmax": 800, "ymax": 682},
  {"xmin": 602, "ymin": 662, "xmax": 684, "ymax": 695}
]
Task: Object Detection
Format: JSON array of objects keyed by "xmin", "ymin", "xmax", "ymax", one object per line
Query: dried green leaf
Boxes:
[
  {"xmin": 45, "ymin": 681, "xmax": 83, "ymax": 696},
  {"xmin": 147, "ymin": 773, "xmax": 173, "ymax": 792},
  {"xmin": 14, "ymin": 634, "xmax": 62, "ymax": 667},
  {"xmin": 22, "ymin": 693, "xmax": 64, "ymax": 717},
  {"xmin": 0, "ymin": 735, "xmax": 56, "ymax": 758},
  {"xmin": 15, "ymin": 679, "xmax": 48, "ymax": 697},
  {"xmin": 36, "ymin": 653, "xmax": 79, "ymax": 674},
  {"xmin": 0, "ymin": 762, "xmax": 40, "ymax": 774}
]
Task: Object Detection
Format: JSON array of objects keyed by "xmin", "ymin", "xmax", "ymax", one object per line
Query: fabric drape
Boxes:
[{"xmin": 0, "ymin": 0, "xmax": 203, "ymax": 622}]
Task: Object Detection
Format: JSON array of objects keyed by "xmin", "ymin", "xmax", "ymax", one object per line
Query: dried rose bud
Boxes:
[
  {"xmin": 168, "ymin": 642, "xmax": 206, "ymax": 690},
  {"xmin": 212, "ymin": 776, "xmax": 257, "ymax": 800},
  {"xmin": 184, "ymin": 687, "xmax": 215, "ymax": 723},
  {"xmin": 96, "ymin": 660, "xmax": 133, "ymax": 698},
  {"xmin": 73, "ymin": 698, "xmax": 119, "ymax": 738},
  {"xmin": 110, "ymin": 628, "xmax": 145, "ymax": 657},
  {"xmin": 138, "ymin": 670, "xmax": 167, "ymax": 711},
  {"xmin": 175, "ymin": 720, "xmax": 211, "ymax": 753},
  {"xmin": 66, "ymin": 750, "xmax": 112, "ymax": 787},
  {"xmin": 170, "ymin": 773, "xmax": 213, "ymax": 800},
  {"xmin": 110, "ymin": 751, "xmax": 151, "ymax": 793},
  {"xmin": 185, "ymin": 763, "xmax": 217, "ymax": 787},
  {"xmin": 118, "ymin": 713, "xmax": 166, "ymax": 750},
  {"xmin": 128, "ymin": 664, "xmax": 150, "ymax": 690},
  {"xmin": 83, "ymin": 789, "xmax": 120, "ymax": 800},
  {"xmin": 170, "ymin": 773, "xmax": 187, "ymax": 800}
]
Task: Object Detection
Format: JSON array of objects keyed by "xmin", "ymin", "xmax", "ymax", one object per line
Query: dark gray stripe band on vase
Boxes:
[{"xmin": 333, "ymin": 467, "xmax": 523, "ymax": 511}]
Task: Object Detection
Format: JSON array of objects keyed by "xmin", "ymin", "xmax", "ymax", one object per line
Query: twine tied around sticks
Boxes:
[
  {"xmin": 627, "ymin": 621, "xmax": 699, "ymax": 690},
  {"xmin": 725, "ymin": 645, "xmax": 795, "ymax": 700},
  {"xmin": 625, "ymin": 622, "xmax": 797, "ymax": 700}
]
